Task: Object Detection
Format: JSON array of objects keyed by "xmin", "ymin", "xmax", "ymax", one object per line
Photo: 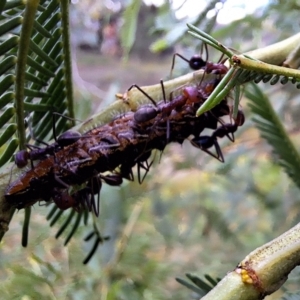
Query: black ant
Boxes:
[
  {"xmin": 51, "ymin": 178, "xmax": 101, "ymax": 216},
  {"xmin": 170, "ymin": 44, "xmax": 228, "ymax": 77},
  {"xmin": 52, "ymin": 172, "xmax": 124, "ymax": 216},
  {"xmin": 15, "ymin": 113, "xmax": 82, "ymax": 168},
  {"xmin": 15, "ymin": 130, "xmax": 81, "ymax": 168},
  {"xmin": 190, "ymin": 110, "xmax": 245, "ymax": 162},
  {"xmin": 119, "ymin": 148, "xmax": 154, "ymax": 184}
]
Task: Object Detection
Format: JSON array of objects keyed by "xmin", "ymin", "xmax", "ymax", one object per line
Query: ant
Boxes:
[
  {"xmin": 15, "ymin": 130, "xmax": 81, "ymax": 168},
  {"xmin": 52, "ymin": 172, "xmax": 124, "ymax": 216},
  {"xmin": 170, "ymin": 43, "xmax": 228, "ymax": 76},
  {"xmin": 51, "ymin": 176, "xmax": 101, "ymax": 215},
  {"xmin": 190, "ymin": 110, "xmax": 245, "ymax": 162},
  {"xmin": 15, "ymin": 113, "xmax": 82, "ymax": 168},
  {"xmin": 130, "ymin": 81, "xmax": 204, "ymax": 141},
  {"xmin": 119, "ymin": 148, "xmax": 154, "ymax": 184}
]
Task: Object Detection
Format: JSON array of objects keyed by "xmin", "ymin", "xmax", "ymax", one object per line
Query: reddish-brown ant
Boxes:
[{"xmin": 130, "ymin": 80, "xmax": 203, "ymax": 143}]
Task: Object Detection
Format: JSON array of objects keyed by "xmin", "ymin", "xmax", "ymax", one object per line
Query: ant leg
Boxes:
[
  {"xmin": 137, "ymin": 158, "xmax": 154, "ymax": 184},
  {"xmin": 213, "ymin": 139, "xmax": 225, "ymax": 162},
  {"xmin": 217, "ymin": 52, "xmax": 226, "ymax": 64},
  {"xmin": 160, "ymin": 79, "xmax": 166, "ymax": 103},
  {"xmin": 170, "ymin": 53, "xmax": 191, "ymax": 78},
  {"xmin": 204, "ymin": 43, "xmax": 208, "ymax": 63},
  {"xmin": 190, "ymin": 136, "xmax": 225, "ymax": 163},
  {"xmin": 127, "ymin": 84, "xmax": 157, "ymax": 106},
  {"xmin": 198, "ymin": 143, "xmax": 225, "ymax": 163},
  {"xmin": 198, "ymin": 42, "xmax": 209, "ymax": 64},
  {"xmin": 160, "ymin": 78, "xmax": 172, "ymax": 141},
  {"xmin": 137, "ymin": 162, "xmax": 144, "ymax": 184},
  {"xmin": 54, "ymin": 174, "xmax": 69, "ymax": 188},
  {"xmin": 159, "ymin": 79, "xmax": 172, "ymax": 141},
  {"xmin": 52, "ymin": 113, "xmax": 58, "ymax": 142},
  {"xmin": 89, "ymin": 177, "xmax": 101, "ymax": 217}
]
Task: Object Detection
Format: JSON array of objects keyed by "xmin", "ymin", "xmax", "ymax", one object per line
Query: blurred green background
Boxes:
[{"xmin": 2, "ymin": 0, "xmax": 300, "ymax": 299}]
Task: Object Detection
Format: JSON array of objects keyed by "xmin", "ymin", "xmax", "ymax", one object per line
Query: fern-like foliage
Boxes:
[
  {"xmin": 0, "ymin": 0, "xmax": 76, "ymax": 249},
  {"xmin": 0, "ymin": 0, "xmax": 74, "ymax": 168},
  {"xmin": 176, "ymin": 273, "xmax": 220, "ymax": 297},
  {"xmin": 246, "ymin": 83, "xmax": 300, "ymax": 189}
]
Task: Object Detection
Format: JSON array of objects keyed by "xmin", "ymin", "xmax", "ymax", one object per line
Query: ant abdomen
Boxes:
[
  {"xmin": 134, "ymin": 105, "xmax": 158, "ymax": 123},
  {"xmin": 57, "ymin": 130, "xmax": 81, "ymax": 147}
]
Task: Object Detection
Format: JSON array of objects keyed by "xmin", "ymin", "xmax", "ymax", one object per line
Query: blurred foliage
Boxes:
[{"xmin": 2, "ymin": 0, "xmax": 300, "ymax": 299}]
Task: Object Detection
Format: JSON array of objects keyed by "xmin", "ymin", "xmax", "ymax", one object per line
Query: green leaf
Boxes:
[
  {"xmin": 3, "ymin": 0, "xmax": 24, "ymax": 11},
  {"xmin": 0, "ymin": 16, "xmax": 22, "ymax": 36},
  {"xmin": 0, "ymin": 0, "xmax": 6, "ymax": 15},
  {"xmin": 0, "ymin": 74, "xmax": 15, "ymax": 95},
  {"xmin": 120, "ymin": 0, "xmax": 142, "ymax": 57},
  {"xmin": 246, "ymin": 83, "xmax": 300, "ymax": 189},
  {"xmin": 0, "ymin": 106, "xmax": 15, "ymax": 128},
  {"xmin": 33, "ymin": 19, "xmax": 52, "ymax": 38},
  {"xmin": 0, "ymin": 138, "xmax": 18, "ymax": 167},
  {"xmin": 0, "ymin": 55, "xmax": 17, "ymax": 75},
  {"xmin": 0, "ymin": 36, "xmax": 19, "ymax": 55},
  {"xmin": 0, "ymin": 123, "xmax": 17, "ymax": 147}
]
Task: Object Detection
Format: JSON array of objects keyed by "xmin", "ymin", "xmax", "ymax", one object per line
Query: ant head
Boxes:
[
  {"xmin": 15, "ymin": 150, "xmax": 29, "ymax": 168},
  {"xmin": 57, "ymin": 130, "xmax": 81, "ymax": 147},
  {"xmin": 189, "ymin": 55, "xmax": 206, "ymax": 70}
]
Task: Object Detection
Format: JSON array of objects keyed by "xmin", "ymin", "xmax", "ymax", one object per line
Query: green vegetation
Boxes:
[{"xmin": 1, "ymin": 0, "xmax": 300, "ymax": 299}]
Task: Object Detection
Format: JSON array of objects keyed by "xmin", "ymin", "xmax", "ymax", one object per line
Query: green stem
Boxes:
[
  {"xmin": 187, "ymin": 24, "xmax": 235, "ymax": 58},
  {"xmin": 196, "ymin": 68, "xmax": 237, "ymax": 116},
  {"xmin": 232, "ymin": 54, "xmax": 300, "ymax": 80},
  {"xmin": 202, "ymin": 222, "xmax": 300, "ymax": 299},
  {"xmin": 60, "ymin": 0, "xmax": 75, "ymax": 125},
  {"xmin": 15, "ymin": 0, "xmax": 40, "ymax": 149}
]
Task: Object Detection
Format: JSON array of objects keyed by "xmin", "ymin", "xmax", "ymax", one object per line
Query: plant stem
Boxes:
[{"xmin": 60, "ymin": 0, "xmax": 75, "ymax": 124}]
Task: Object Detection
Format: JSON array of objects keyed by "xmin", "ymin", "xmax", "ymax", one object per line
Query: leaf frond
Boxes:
[
  {"xmin": 0, "ymin": 0, "xmax": 74, "ymax": 167},
  {"xmin": 246, "ymin": 83, "xmax": 300, "ymax": 189}
]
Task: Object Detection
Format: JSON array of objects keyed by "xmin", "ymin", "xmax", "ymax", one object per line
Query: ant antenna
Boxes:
[
  {"xmin": 170, "ymin": 53, "xmax": 191, "ymax": 78},
  {"xmin": 198, "ymin": 42, "xmax": 209, "ymax": 63},
  {"xmin": 52, "ymin": 112, "xmax": 82, "ymax": 141}
]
